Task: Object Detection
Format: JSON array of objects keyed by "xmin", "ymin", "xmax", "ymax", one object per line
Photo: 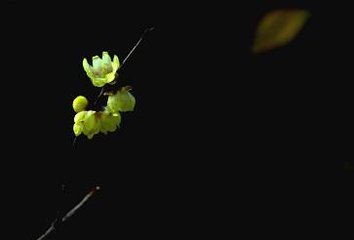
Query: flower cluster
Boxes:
[{"xmin": 73, "ymin": 52, "xmax": 136, "ymax": 139}]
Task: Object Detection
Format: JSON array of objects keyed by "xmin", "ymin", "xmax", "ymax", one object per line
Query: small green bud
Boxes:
[{"xmin": 73, "ymin": 95, "xmax": 88, "ymax": 113}]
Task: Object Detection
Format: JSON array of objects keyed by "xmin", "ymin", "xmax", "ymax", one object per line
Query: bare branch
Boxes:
[
  {"xmin": 119, "ymin": 26, "xmax": 155, "ymax": 70},
  {"xmin": 35, "ymin": 186, "xmax": 101, "ymax": 240}
]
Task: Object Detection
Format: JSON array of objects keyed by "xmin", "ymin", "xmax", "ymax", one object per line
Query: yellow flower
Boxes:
[
  {"xmin": 107, "ymin": 87, "xmax": 136, "ymax": 113},
  {"xmin": 73, "ymin": 110, "xmax": 101, "ymax": 139},
  {"xmin": 82, "ymin": 51, "xmax": 120, "ymax": 87}
]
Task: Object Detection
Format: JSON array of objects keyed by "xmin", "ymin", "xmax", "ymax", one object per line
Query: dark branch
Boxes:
[{"xmin": 35, "ymin": 186, "xmax": 101, "ymax": 240}]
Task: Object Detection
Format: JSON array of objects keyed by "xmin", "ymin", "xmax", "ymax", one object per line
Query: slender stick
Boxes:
[
  {"xmin": 72, "ymin": 135, "xmax": 77, "ymax": 148},
  {"xmin": 35, "ymin": 186, "xmax": 101, "ymax": 240},
  {"xmin": 93, "ymin": 87, "xmax": 105, "ymax": 106},
  {"xmin": 119, "ymin": 26, "xmax": 155, "ymax": 70}
]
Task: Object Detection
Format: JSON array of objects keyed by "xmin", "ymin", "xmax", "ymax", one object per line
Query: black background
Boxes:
[{"xmin": 1, "ymin": 1, "xmax": 353, "ymax": 239}]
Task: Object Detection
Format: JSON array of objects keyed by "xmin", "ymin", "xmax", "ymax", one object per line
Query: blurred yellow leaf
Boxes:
[{"xmin": 252, "ymin": 9, "xmax": 310, "ymax": 54}]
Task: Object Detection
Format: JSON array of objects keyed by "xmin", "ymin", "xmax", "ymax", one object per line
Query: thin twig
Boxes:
[
  {"xmin": 93, "ymin": 87, "xmax": 105, "ymax": 105},
  {"xmin": 35, "ymin": 186, "xmax": 101, "ymax": 240},
  {"xmin": 119, "ymin": 26, "xmax": 155, "ymax": 70},
  {"xmin": 72, "ymin": 136, "xmax": 77, "ymax": 148}
]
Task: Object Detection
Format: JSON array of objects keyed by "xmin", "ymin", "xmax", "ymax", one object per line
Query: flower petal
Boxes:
[
  {"xmin": 83, "ymin": 58, "xmax": 93, "ymax": 74},
  {"xmin": 91, "ymin": 77, "xmax": 107, "ymax": 87},
  {"xmin": 73, "ymin": 123, "xmax": 83, "ymax": 136},
  {"xmin": 92, "ymin": 56, "xmax": 102, "ymax": 75},
  {"xmin": 83, "ymin": 58, "xmax": 96, "ymax": 81},
  {"xmin": 112, "ymin": 55, "xmax": 120, "ymax": 71},
  {"xmin": 102, "ymin": 51, "xmax": 113, "ymax": 72},
  {"xmin": 105, "ymin": 72, "xmax": 116, "ymax": 83},
  {"xmin": 74, "ymin": 111, "xmax": 87, "ymax": 123},
  {"xmin": 102, "ymin": 51, "xmax": 111, "ymax": 62}
]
